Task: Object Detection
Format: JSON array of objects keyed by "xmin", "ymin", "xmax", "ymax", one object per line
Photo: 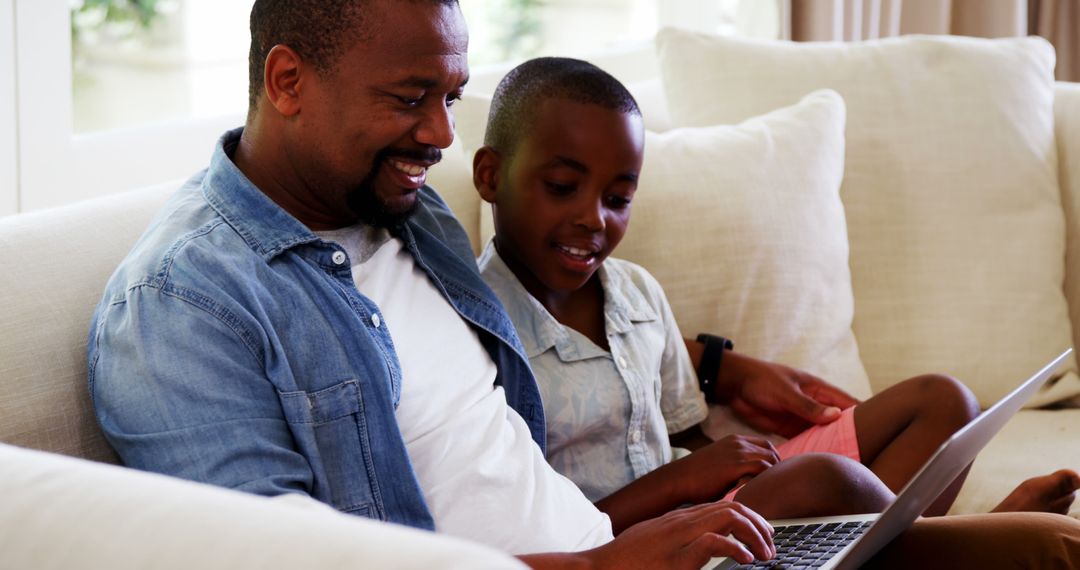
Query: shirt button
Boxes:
[
  {"xmin": 332, "ymin": 251, "xmax": 347, "ymax": 265},
  {"xmin": 617, "ymin": 356, "xmax": 628, "ymax": 369},
  {"xmin": 630, "ymin": 430, "xmax": 641, "ymax": 444},
  {"xmin": 371, "ymin": 314, "xmax": 382, "ymax": 328}
]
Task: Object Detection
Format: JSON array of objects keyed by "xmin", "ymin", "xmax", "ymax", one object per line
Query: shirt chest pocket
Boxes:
[{"xmin": 278, "ymin": 379, "xmax": 381, "ymax": 518}]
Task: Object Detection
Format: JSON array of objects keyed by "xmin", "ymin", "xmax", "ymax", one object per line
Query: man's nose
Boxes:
[{"xmin": 414, "ymin": 102, "xmax": 455, "ymax": 149}]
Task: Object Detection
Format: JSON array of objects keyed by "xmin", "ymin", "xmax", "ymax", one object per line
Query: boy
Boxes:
[{"xmin": 473, "ymin": 56, "xmax": 1079, "ymax": 534}]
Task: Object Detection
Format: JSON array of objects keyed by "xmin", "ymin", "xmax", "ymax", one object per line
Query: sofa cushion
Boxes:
[
  {"xmin": 657, "ymin": 30, "xmax": 1078, "ymax": 407},
  {"xmin": 0, "ymin": 443, "xmax": 526, "ymax": 569},
  {"xmin": 0, "ymin": 184, "xmax": 175, "ymax": 462},
  {"xmin": 617, "ymin": 90, "xmax": 872, "ymax": 411},
  {"xmin": 948, "ymin": 409, "xmax": 1080, "ymax": 518}
]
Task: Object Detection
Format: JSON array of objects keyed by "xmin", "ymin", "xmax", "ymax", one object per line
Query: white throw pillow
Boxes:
[
  {"xmin": 657, "ymin": 29, "xmax": 1079, "ymax": 407},
  {"xmin": 617, "ymin": 89, "xmax": 873, "ymax": 402}
]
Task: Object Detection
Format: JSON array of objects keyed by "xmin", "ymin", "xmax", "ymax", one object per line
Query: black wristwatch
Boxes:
[{"xmin": 696, "ymin": 333, "xmax": 733, "ymax": 404}]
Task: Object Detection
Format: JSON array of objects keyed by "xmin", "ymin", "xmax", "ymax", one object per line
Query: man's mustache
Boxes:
[{"xmin": 380, "ymin": 146, "xmax": 442, "ymax": 164}]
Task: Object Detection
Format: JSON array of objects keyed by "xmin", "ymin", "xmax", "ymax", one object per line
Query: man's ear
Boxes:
[
  {"xmin": 473, "ymin": 146, "xmax": 502, "ymax": 204},
  {"xmin": 264, "ymin": 45, "xmax": 303, "ymax": 117}
]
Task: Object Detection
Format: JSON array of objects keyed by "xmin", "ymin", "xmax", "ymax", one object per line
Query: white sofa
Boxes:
[{"xmin": 2, "ymin": 31, "xmax": 1079, "ymax": 565}]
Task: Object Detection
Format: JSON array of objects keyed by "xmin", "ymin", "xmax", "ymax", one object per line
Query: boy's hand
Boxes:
[
  {"xmin": 676, "ymin": 435, "xmax": 780, "ymax": 502},
  {"xmin": 720, "ymin": 352, "xmax": 859, "ymax": 438},
  {"xmin": 580, "ymin": 501, "xmax": 775, "ymax": 569}
]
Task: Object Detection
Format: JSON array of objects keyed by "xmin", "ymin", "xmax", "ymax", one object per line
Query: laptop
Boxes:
[{"xmin": 708, "ymin": 348, "xmax": 1073, "ymax": 570}]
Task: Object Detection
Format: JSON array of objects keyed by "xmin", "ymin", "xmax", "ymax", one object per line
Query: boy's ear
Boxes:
[{"xmin": 473, "ymin": 146, "xmax": 502, "ymax": 204}]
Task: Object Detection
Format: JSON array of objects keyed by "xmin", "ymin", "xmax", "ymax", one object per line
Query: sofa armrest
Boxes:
[{"xmin": 0, "ymin": 444, "xmax": 526, "ymax": 570}]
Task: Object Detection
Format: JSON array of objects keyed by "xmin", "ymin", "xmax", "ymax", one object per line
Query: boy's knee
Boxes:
[
  {"xmin": 781, "ymin": 453, "xmax": 894, "ymax": 515},
  {"xmin": 907, "ymin": 374, "xmax": 979, "ymax": 426}
]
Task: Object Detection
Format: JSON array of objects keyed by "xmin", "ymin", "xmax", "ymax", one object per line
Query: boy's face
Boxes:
[{"xmin": 481, "ymin": 98, "xmax": 645, "ymax": 299}]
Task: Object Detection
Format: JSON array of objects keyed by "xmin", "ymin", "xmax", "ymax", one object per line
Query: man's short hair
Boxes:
[
  {"xmin": 247, "ymin": 0, "xmax": 458, "ymax": 111},
  {"xmin": 484, "ymin": 57, "xmax": 641, "ymax": 158}
]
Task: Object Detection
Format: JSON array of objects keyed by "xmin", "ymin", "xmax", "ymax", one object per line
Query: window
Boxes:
[
  {"xmin": 14, "ymin": 0, "xmax": 248, "ymax": 213},
  {"xmin": 3, "ymin": 0, "xmax": 781, "ymax": 216},
  {"xmin": 461, "ymin": 0, "xmax": 782, "ymax": 67},
  {"xmin": 71, "ymin": 0, "xmax": 252, "ymax": 134}
]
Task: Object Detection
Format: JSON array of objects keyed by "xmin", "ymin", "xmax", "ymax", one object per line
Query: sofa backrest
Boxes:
[
  {"xmin": 3, "ymin": 52, "xmax": 1079, "ymax": 463},
  {"xmin": 0, "ymin": 183, "xmax": 175, "ymax": 463},
  {"xmin": 1057, "ymin": 81, "xmax": 1080, "ymax": 378}
]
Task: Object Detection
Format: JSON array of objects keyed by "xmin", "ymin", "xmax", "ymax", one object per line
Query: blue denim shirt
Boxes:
[{"xmin": 87, "ymin": 128, "xmax": 546, "ymax": 531}]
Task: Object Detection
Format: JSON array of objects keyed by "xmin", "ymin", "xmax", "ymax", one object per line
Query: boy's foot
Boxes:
[{"xmin": 991, "ymin": 469, "xmax": 1080, "ymax": 514}]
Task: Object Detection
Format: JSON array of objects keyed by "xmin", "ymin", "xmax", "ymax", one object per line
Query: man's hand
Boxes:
[
  {"xmin": 721, "ymin": 351, "xmax": 859, "ymax": 438},
  {"xmin": 579, "ymin": 501, "xmax": 775, "ymax": 569}
]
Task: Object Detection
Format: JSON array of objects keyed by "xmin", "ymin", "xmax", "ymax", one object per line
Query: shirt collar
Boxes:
[
  {"xmin": 598, "ymin": 259, "xmax": 659, "ymax": 335},
  {"xmin": 479, "ymin": 241, "xmax": 658, "ymax": 362},
  {"xmin": 201, "ymin": 128, "xmax": 321, "ymax": 261}
]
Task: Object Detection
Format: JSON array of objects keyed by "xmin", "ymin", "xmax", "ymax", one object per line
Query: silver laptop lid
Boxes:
[{"xmin": 835, "ymin": 348, "xmax": 1073, "ymax": 569}]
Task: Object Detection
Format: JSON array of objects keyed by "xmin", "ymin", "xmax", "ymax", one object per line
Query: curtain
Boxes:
[
  {"xmin": 788, "ymin": 0, "xmax": 1077, "ymax": 81},
  {"xmin": 1031, "ymin": 0, "xmax": 1080, "ymax": 82}
]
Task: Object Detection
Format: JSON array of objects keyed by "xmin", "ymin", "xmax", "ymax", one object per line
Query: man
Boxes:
[{"xmin": 88, "ymin": 1, "xmax": 1080, "ymax": 568}]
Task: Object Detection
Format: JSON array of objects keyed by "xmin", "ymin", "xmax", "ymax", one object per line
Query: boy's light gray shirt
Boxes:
[{"xmin": 478, "ymin": 241, "xmax": 708, "ymax": 501}]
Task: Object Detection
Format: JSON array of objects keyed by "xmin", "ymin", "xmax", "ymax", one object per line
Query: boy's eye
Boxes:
[
  {"xmin": 446, "ymin": 92, "xmax": 462, "ymax": 107},
  {"xmin": 544, "ymin": 181, "xmax": 576, "ymax": 195},
  {"xmin": 606, "ymin": 195, "xmax": 632, "ymax": 209}
]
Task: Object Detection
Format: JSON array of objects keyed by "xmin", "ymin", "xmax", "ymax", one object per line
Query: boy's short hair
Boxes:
[{"xmin": 484, "ymin": 57, "xmax": 641, "ymax": 157}]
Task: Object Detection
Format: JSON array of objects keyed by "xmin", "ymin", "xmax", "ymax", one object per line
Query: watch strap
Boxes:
[{"xmin": 696, "ymin": 333, "xmax": 733, "ymax": 404}]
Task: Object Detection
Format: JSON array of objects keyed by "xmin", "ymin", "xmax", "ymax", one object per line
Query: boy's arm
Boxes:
[
  {"xmin": 595, "ymin": 434, "xmax": 779, "ymax": 534},
  {"xmin": 669, "ymin": 424, "xmax": 713, "ymax": 451},
  {"xmin": 519, "ymin": 500, "xmax": 775, "ymax": 569},
  {"xmin": 682, "ymin": 338, "xmax": 859, "ymax": 438}
]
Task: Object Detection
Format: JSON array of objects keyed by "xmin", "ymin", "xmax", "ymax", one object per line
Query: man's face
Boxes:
[
  {"xmin": 289, "ymin": 0, "xmax": 469, "ymax": 227},
  {"xmin": 492, "ymin": 98, "xmax": 644, "ymax": 300}
]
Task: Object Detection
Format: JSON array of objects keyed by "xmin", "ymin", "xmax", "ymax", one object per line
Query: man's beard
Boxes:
[{"xmin": 346, "ymin": 146, "xmax": 441, "ymax": 229}]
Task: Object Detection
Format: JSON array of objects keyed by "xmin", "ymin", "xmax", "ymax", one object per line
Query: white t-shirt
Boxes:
[{"xmin": 318, "ymin": 226, "xmax": 612, "ymax": 554}]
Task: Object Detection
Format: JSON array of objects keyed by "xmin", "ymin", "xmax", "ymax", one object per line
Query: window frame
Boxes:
[
  {"xmin": 14, "ymin": 0, "xmax": 244, "ymax": 214},
  {"xmin": 1, "ymin": 0, "xmax": 16, "ymax": 217}
]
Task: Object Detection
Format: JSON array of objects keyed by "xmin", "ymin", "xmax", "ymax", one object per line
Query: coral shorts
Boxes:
[{"xmin": 722, "ymin": 405, "xmax": 860, "ymax": 502}]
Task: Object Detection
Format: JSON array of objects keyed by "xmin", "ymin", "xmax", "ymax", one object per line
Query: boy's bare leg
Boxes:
[
  {"xmin": 864, "ymin": 512, "xmax": 1080, "ymax": 569},
  {"xmin": 853, "ymin": 375, "xmax": 979, "ymax": 515},
  {"xmin": 992, "ymin": 469, "xmax": 1080, "ymax": 514},
  {"xmin": 733, "ymin": 453, "xmax": 895, "ymax": 520}
]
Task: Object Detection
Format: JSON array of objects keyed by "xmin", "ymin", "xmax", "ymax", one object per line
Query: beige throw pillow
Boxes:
[
  {"xmin": 657, "ymin": 30, "xmax": 1078, "ymax": 407},
  {"xmin": 618, "ymin": 89, "xmax": 873, "ymax": 401}
]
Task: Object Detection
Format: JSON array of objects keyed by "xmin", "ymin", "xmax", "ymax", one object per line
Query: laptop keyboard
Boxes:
[{"xmin": 732, "ymin": 520, "xmax": 873, "ymax": 569}]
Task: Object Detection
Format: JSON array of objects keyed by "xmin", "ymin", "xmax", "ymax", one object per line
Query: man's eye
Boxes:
[
  {"xmin": 446, "ymin": 93, "xmax": 462, "ymax": 107},
  {"xmin": 397, "ymin": 95, "xmax": 423, "ymax": 107}
]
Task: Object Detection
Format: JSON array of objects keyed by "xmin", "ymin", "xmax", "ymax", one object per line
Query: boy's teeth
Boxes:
[
  {"xmin": 389, "ymin": 160, "xmax": 425, "ymax": 176},
  {"xmin": 559, "ymin": 245, "xmax": 592, "ymax": 257}
]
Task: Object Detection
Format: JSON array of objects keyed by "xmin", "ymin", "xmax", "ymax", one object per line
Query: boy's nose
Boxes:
[{"xmin": 575, "ymin": 199, "xmax": 606, "ymax": 232}]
